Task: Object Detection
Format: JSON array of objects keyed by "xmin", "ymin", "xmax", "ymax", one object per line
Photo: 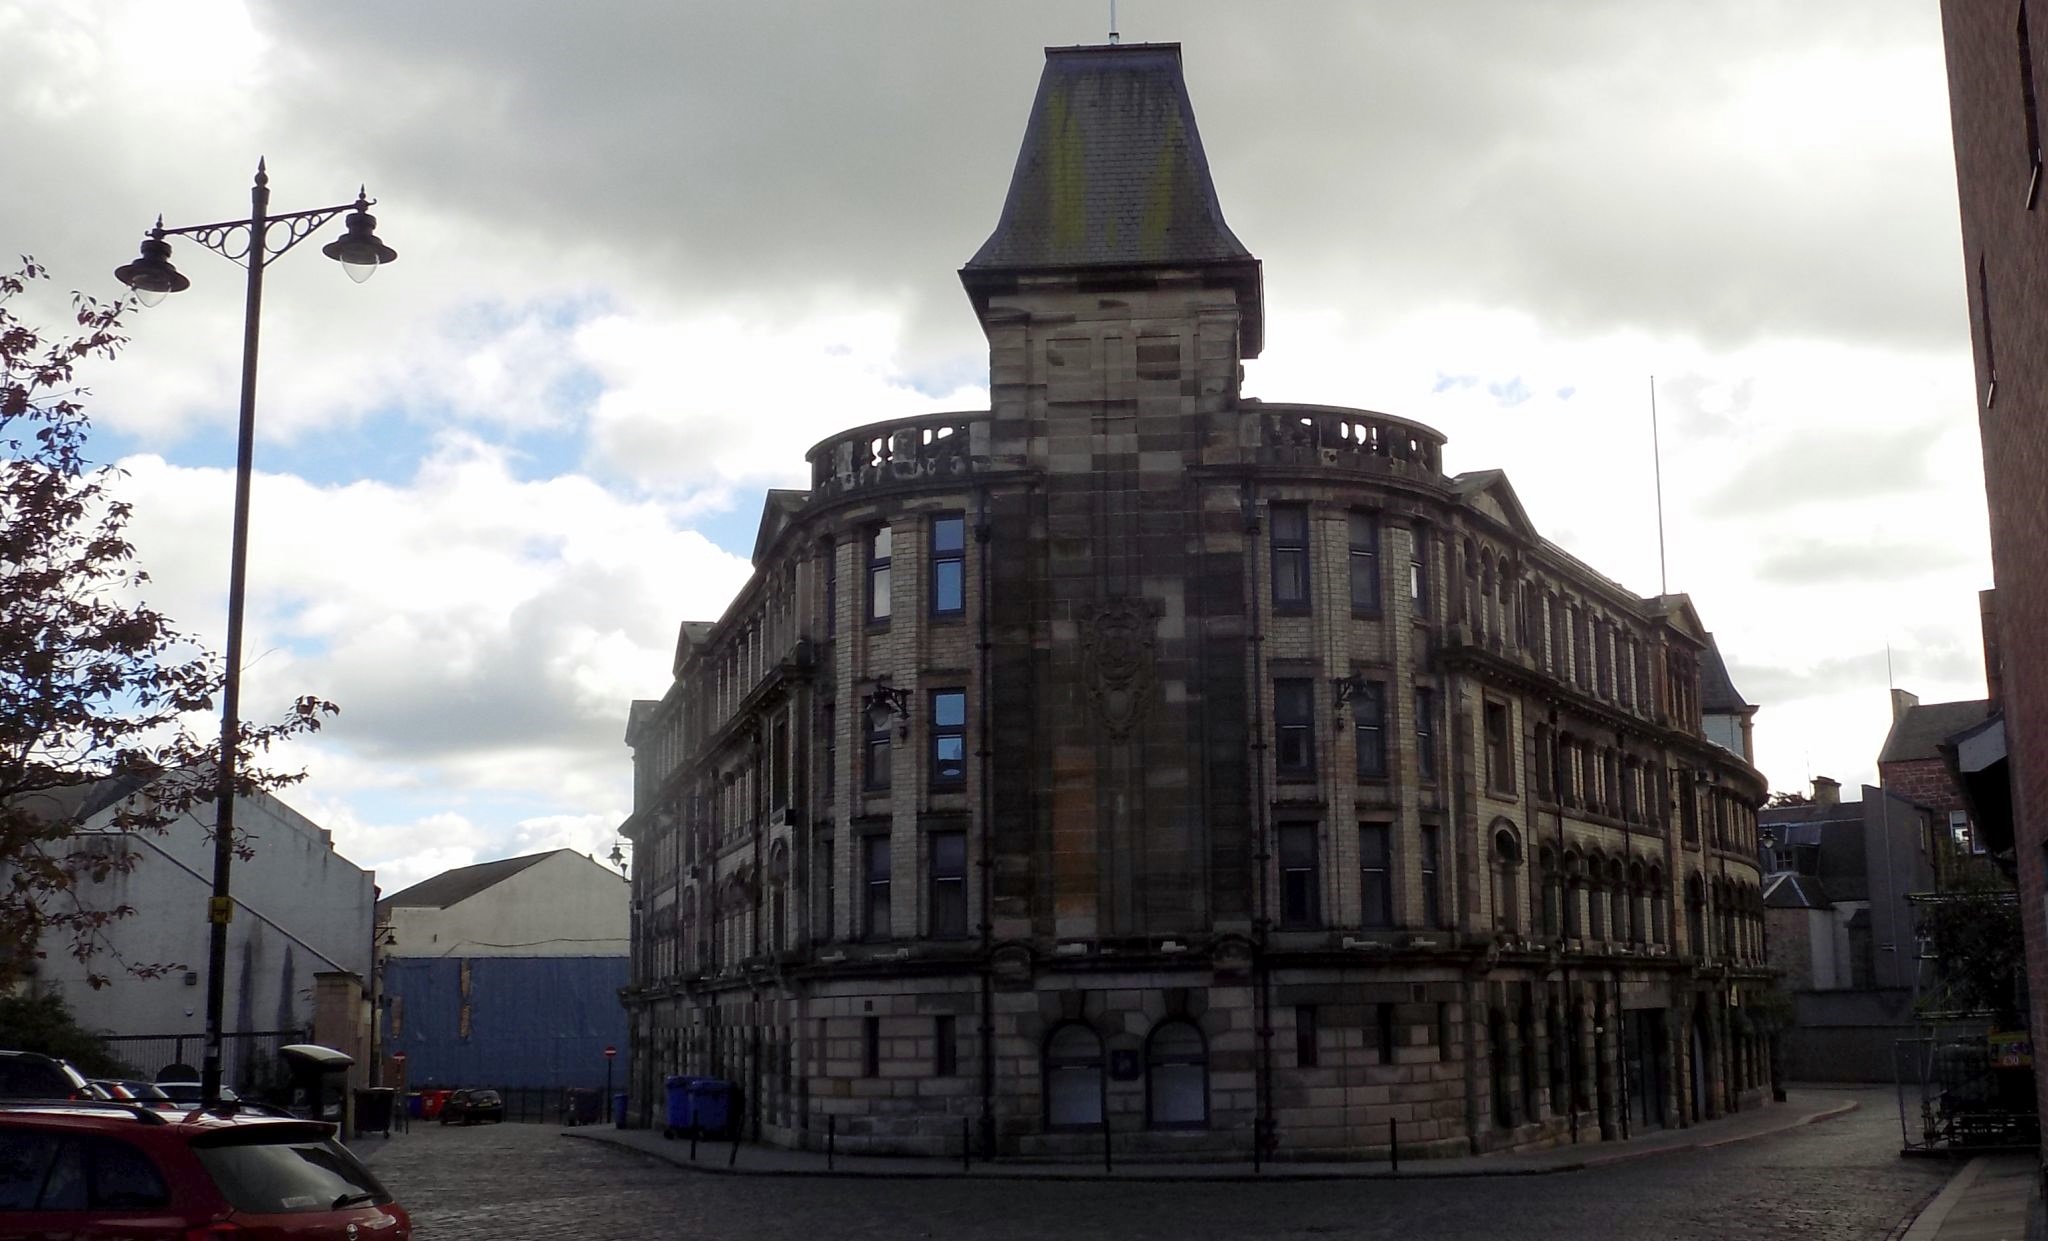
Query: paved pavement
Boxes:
[
  {"xmin": 562, "ymin": 1088, "xmax": 1862, "ymax": 1179},
  {"xmin": 356, "ymin": 1086, "xmax": 1967, "ymax": 1240},
  {"xmin": 1900, "ymin": 1154, "xmax": 2040, "ymax": 1241}
]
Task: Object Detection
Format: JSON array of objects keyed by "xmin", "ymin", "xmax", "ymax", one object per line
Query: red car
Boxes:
[{"xmin": 0, "ymin": 1100, "xmax": 409, "ymax": 1239}]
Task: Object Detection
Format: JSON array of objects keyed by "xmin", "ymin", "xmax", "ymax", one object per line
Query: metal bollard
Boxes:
[
  {"xmin": 828, "ymin": 1114, "xmax": 836, "ymax": 1171},
  {"xmin": 729, "ymin": 1127, "xmax": 740, "ymax": 1167},
  {"xmin": 1389, "ymin": 1117, "xmax": 1399, "ymax": 1173},
  {"xmin": 689, "ymin": 1124, "xmax": 698, "ymax": 1162},
  {"xmin": 1102, "ymin": 1118, "xmax": 1112, "ymax": 1173},
  {"xmin": 962, "ymin": 1117, "xmax": 970, "ymax": 1172}
]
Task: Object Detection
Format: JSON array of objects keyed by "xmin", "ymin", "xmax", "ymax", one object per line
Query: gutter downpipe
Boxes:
[
  {"xmin": 975, "ymin": 484, "xmax": 997, "ymax": 1160},
  {"xmin": 1244, "ymin": 480, "xmax": 1275, "ymax": 1170}
]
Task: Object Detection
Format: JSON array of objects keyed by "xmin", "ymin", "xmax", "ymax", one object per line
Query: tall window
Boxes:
[
  {"xmin": 771, "ymin": 717, "xmax": 789, "ymax": 809},
  {"xmin": 866, "ymin": 526, "xmax": 892, "ymax": 622},
  {"xmin": 823, "ymin": 539, "xmax": 838, "ymax": 637},
  {"xmin": 1360, "ymin": 822, "xmax": 1392, "ymax": 928},
  {"xmin": 1296, "ymin": 1005, "xmax": 1319, "ymax": 1067},
  {"xmin": 1349, "ymin": 511, "xmax": 1381, "ymax": 614},
  {"xmin": 1415, "ymin": 687, "xmax": 1439, "ymax": 782},
  {"xmin": 929, "ymin": 830, "xmax": 968, "ymax": 939},
  {"xmin": 1354, "ymin": 680, "xmax": 1387, "ymax": 779},
  {"xmin": 1410, "ymin": 522, "xmax": 1431, "ymax": 617},
  {"xmin": 863, "ymin": 704, "xmax": 891, "ymax": 790},
  {"xmin": 1146, "ymin": 1021, "xmax": 1208, "ymax": 1129},
  {"xmin": 1044, "ymin": 1024, "xmax": 1103, "ymax": 1127},
  {"xmin": 1484, "ymin": 701, "xmax": 1514, "ymax": 794},
  {"xmin": 822, "ymin": 703, "xmax": 836, "ymax": 800},
  {"xmin": 863, "ymin": 836, "xmax": 892, "ymax": 939},
  {"xmin": 814, "ymin": 836, "xmax": 834, "ymax": 943},
  {"xmin": 930, "ymin": 514, "xmax": 965, "ymax": 617},
  {"xmin": 930, "ymin": 689, "xmax": 967, "ymax": 788},
  {"xmin": 1278, "ymin": 822, "xmax": 1321, "ymax": 929},
  {"xmin": 1270, "ymin": 505, "xmax": 1309, "ymax": 610},
  {"xmin": 1275, "ymin": 679, "xmax": 1316, "ymax": 779},
  {"xmin": 1494, "ymin": 829, "xmax": 1520, "ymax": 933},
  {"xmin": 1420, "ymin": 824, "xmax": 1442, "ymax": 928},
  {"xmin": 934, "ymin": 1014, "xmax": 958, "ymax": 1077}
]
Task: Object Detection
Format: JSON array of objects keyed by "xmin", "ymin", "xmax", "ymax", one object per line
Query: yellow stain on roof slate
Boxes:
[
  {"xmin": 1046, "ymin": 84, "xmax": 1087, "ymax": 260},
  {"xmin": 1140, "ymin": 108, "xmax": 1184, "ymax": 263}
]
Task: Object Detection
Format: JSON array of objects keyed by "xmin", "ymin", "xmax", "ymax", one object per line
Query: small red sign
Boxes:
[
  {"xmin": 603, "ymin": 1045, "xmax": 617, "ymax": 1059},
  {"xmin": 391, "ymin": 1052, "xmax": 408, "ymax": 1063}
]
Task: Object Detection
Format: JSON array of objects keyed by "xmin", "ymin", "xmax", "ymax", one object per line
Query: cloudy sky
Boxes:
[{"xmin": 3, "ymin": 1, "xmax": 1985, "ymax": 894}]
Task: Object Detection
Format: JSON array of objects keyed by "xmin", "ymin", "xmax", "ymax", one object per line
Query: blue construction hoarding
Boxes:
[{"xmin": 382, "ymin": 956, "xmax": 628, "ymax": 1089}]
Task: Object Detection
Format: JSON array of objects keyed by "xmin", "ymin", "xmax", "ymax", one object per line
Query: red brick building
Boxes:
[{"xmin": 1940, "ymin": 0, "xmax": 2048, "ymax": 1178}]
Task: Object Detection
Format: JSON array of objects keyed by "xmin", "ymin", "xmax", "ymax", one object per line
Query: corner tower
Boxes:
[{"xmin": 964, "ymin": 43, "xmax": 1262, "ymax": 944}]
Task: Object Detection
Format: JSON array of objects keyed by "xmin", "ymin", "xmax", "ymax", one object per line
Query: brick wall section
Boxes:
[{"xmin": 1941, "ymin": 0, "xmax": 2048, "ymax": 1150}]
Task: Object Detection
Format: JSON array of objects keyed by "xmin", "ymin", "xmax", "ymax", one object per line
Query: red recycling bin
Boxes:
[{"xmin": 420, "ymin": 1089, "xmax": 455, "ymax": 1121}]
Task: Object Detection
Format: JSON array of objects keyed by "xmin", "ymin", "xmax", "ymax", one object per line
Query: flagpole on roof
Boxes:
[{"xmin": 1651, "ymin": 374, "xmax": 1668, "ymax": 595}]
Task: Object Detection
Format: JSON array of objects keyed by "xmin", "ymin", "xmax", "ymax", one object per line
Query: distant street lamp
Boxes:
[{"xmin": 116, "ymin": 160, "xmax": 396, "ymax": 1107}]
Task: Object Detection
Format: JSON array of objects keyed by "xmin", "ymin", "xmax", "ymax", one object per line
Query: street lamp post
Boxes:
[{"xmin": 116, "ymin": 159, "xmax": 396, "ymax": 1107}]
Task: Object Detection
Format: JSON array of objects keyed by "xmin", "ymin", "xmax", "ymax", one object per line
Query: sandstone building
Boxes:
[{"xmin": 620, "ymin": 42, "xmax": 1770, "ymax": 1159}]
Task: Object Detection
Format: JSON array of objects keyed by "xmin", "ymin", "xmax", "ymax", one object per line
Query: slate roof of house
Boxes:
[
  {"xmin": 1700, "ymin": 634, "xmax": 1753, "ymax": 712},
  {"xmin": 1879, "ymin": 698, "xmax": 1992, "ymax": 764},
  {"xmin": 378, "ymin": 850, "xmax": 563, "ymax": 912},
  {"xmin": 1763, "ymin": 871, "xmax": 1832, "ymax": 910}
]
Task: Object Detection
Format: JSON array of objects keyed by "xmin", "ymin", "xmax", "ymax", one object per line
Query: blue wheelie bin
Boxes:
[
  {"xmin": 663, "ymin": 1075, "xmax": 697, "ymax": 1139},
  {"xmin": 688, "ymin": 1078, "xmax": 733, "ymax": 1139}
]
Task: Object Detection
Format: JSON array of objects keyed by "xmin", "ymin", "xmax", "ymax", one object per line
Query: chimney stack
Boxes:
[
  {"xmin": 1891, "ymin": 688, "xmax": 1920, "ymax": 722},
  {"xmin": 1812, "ymin": 776, "xmax": 1840, "ymax": 806}
]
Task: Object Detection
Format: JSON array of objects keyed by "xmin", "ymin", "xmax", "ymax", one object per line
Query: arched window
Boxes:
[
  {"xmin": 1686, "ymin": 874, "xmax": 1707, "ymax": 958},
  {"xmin": 1044, "ymin": 1023, "xmax": 1104, "ymax": 1128},
  {"xmin": 768, "ymin": 843, "xmax": 790, "ymax": 955},
  {"xmin": 1146, "ymin": 1020, "xmax": 1208, "ymax": 1129},
  {"xmin": 1609, "ymin": 860, "xmax": 1627, "ymax": 943},
  {"xmin": 1494, "ymin": 827, "xmax": 1522, "ymax": 933},
  {"xmin": 1585, "ymin": 852, "xmax": 1606, "ymax": 940},
  {"xmin": 1538, "ymin": 847, "xmax": 1560, "ymax": 939},
  {"xmin": 1649, "ymin": 867, "xmax": 1668, "ymax": 944},
  {"xmin": 1563, "ymin": 851, "xmax": 1583, "ymax": 939},
  {"xmin": 1627, "ymin": 862, "xmax": 1646, "ymax": 944}
]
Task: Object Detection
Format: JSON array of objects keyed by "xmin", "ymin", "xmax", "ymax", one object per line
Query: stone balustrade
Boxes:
[
  {"xmin": 807, "ymin": 411, "xmax": 987, "ymax": 499},
  {"xmin": 1251, "ymin": 401, "xmax": 1446, "ymax": 475}
]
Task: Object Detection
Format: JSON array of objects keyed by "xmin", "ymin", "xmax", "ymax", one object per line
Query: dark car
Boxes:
[
  {"xmin": 0, "ymin": 1051, "xmax": 90, "ymax": 1100},
  {"xmin": 155, "ymin": 1080, "xmax": 240, "ymax": 1106},
  {"xmin": 438, "ymin": 1089, "xmax": 504, "ymax": 1125},
  {"xmin": 0, "ymin": 1099, "xmax": 410, "ymax": 1238}
]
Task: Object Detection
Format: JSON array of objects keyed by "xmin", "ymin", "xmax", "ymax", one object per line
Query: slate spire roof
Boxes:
[{"xmin": 963, "ymin": 42, "xmax": 1263, "ymax": 354}]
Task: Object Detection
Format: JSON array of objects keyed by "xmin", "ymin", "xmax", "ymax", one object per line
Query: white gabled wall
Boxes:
[
  {"xmin": 384, "ymin": 851, "xmax": 627, "ymax": 959},
  {"xmin": 41, "ymin": 788, "xmax": 376, "ymax": 1042}
]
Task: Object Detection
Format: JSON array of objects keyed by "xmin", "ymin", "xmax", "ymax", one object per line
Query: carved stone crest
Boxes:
[{"xmin": 1080, "ymin": 597, "xmax": 1156, "ymax": 738}]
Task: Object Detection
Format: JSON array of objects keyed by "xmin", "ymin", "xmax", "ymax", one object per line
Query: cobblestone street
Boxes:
[{"xmin": 361, "ymin": 1089, "xmax": 1952, "ymax": 1240}]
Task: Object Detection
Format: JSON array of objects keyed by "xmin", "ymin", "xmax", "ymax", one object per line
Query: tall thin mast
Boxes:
[{"xmin": 1651, "ymin": 374, "xmax": 1668, "ymax": 595}]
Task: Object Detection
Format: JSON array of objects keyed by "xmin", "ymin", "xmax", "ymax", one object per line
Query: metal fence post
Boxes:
[
  {"xmin": 962, "ymin": 1116, "xmax": 970, "ymax": 1172},
  {"xmin": 1102, "ymin": 1118, "xmax": 1112, "ymax": 1173},
  {"xmin": 1389, "ymin": 1117, "xmax": 1399, "ymax": 1173},
  {"xmin": 827, "ymin": 1114, "xmax": 836, "ymax": 1171}
]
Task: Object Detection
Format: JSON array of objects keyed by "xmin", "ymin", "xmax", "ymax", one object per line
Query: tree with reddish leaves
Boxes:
[{"xmin": 0, "ymin": 259, "xmax": 335, "ymax": 990}]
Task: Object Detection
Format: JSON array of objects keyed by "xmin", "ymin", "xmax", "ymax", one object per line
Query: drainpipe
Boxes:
[
  {"xmin": 1243, "ymin": 480, "xmax": 1275, "ymax": 1167},
  {"xmin": 974, "ymin": 485, "xmax": 997, "ymax": 1159}
]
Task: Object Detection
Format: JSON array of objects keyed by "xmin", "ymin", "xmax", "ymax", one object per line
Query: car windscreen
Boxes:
[
  {"xmin": 192, "ymin": 1132, "xmax": 390, "ymax": 1214},
  {"xmin": 470, "ymin": 1091, "xmax": 501, "ymax": 1104},
  {"xmin": 0, "ymin": 1059, "xmax": 75, "ymax": 1098}
]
